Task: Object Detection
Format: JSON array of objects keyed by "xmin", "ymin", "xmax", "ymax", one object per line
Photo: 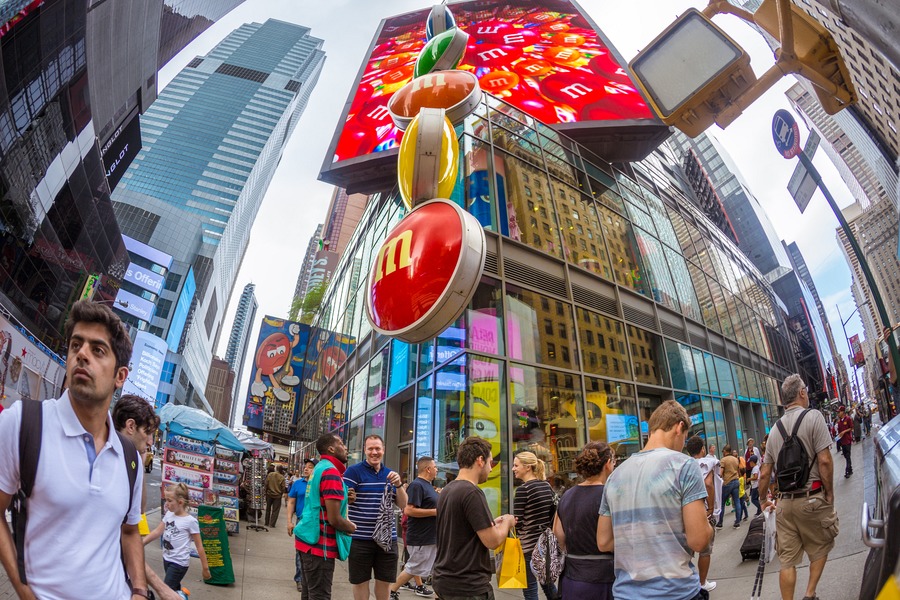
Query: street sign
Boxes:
[
  {"xmin": 787, "ymin": 130, "xmax": 820, "ymax": 212},
  {"xmin": 772, "ymin": 109, "xmax": 801, "ymax": 159}
]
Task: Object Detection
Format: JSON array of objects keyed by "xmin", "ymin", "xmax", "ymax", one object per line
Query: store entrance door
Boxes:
[{"xmin": 397, "ymin": 443, "xmax": 413, "ymax": 487}]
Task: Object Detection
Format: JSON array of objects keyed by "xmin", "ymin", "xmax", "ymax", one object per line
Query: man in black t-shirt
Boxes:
[
  {"xmin": 433, "ymin": 437, "xmax": 516, "ymax": 600},
  {"xmin": 390, "ymin": 457, "xmax": 439, "ymax": 599}
]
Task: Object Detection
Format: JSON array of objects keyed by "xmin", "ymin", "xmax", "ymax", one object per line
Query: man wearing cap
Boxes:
[
  {"xmin": 835, "ymin": 405, "xmax": 854, "ymax": 478},
  {"xmin": 288, "ymin": 458, "xmax": 318, "ymax": 591}
]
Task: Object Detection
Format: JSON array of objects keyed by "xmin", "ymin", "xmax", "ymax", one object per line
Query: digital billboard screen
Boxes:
[{"xmin": 320, "ymin": 0, "xmax": 667, "ymax": 191}]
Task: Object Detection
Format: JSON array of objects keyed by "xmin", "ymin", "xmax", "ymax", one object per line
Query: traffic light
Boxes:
[
  {"xmin": 627, "ymin": 0, "xmax": 856, "ymax": 138},
  {"xmin": 629, "ymin": 9, "xmax": 757, "ymax": 138}
]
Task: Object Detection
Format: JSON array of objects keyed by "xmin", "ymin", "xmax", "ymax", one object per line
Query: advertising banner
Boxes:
[
  {"xmin": 101, "ymin": 111, "xmax": 143, "ymax": 191},
  {"xmin": 166, "ymin": 432, "xmax": 215, "ymax": 456},
  {"xmin": 0, "ymin": 312, "xmax": 65, "ymax": 408},
  {"xmin": 115, "ymin": 288, "xmax": 156, "ymax": 322},
  {"xmin": 243, "ymin": 316, "xmax": 310, "ymax": 436},
  {"xmin": 164, "ymin": 448, "xmax": 214, "ymax": 473},
  {"xmin": 850, "ymin": 333, "xmax": 865, "ymax": 366},
  {"xmin": 299, "ymin": 329, "xmax": 354, "ymax": 415},
  {"xmin": 124, "ymin": 262, "xmax": 165, "ymax": 295},
  {"xmin": 122, "ymin": 330, "xmax": 168, "ymax": 402},
  {"xmin": 123, "ymin": 235, "xmax": 174, "ymax": 270},
  {"xmin": 163, "ymin": 463, "xmax": 212, "ymax": 489},
  {"xmin": 324, "ymin": 0, "xmax": 656, "ymax": 179},
  {"xmin": 197, "ymin": 505, "xmax": 235, "ymax": 585}
]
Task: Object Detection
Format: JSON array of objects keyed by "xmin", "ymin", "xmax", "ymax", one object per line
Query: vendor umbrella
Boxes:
[{"xmin": 157, "ymin": 404, "xmax": 246, "ymax": 452}]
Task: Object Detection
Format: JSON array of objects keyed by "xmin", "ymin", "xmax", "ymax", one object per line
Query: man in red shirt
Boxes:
[
  {"xmin": 296, "ymin": 433, "xmax": 356, "ymax": 600},
  {"xmin": 835, "ymin": 406, "xmax": 854, "ymax": 478}
]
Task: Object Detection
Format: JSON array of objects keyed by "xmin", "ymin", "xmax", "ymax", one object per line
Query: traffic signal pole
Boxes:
[{"xmin": 797, "ymin": 150, "xmax": 900, "ymax": 411}]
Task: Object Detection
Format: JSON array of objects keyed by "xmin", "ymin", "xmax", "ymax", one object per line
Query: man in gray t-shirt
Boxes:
[
  {"xmin": 598, "ymin": 400, "xmax": 711, "ymax": 600},
  {"xmin": 759, "ymin": 374, "xmax": 837, "ymax": 600}
]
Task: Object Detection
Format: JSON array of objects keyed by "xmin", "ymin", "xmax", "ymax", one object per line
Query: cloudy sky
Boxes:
[{"xmin": 159, "ymin": 0, "xmax": 866, "ymax": 419}]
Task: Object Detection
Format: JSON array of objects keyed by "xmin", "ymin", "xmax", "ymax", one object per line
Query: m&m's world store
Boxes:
[{"xmin": 297, "ymin": 0, "xmax": 796, "ymax": 515}]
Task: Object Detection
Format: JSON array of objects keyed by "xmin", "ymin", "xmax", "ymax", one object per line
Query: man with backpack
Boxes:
[
  {"xmin": 0, "ymin": 300, "xmax": 148, "ymax": 599},
  {"xmin": 758, "ymin": 374, "xmax": 837, "ymax": 600}
]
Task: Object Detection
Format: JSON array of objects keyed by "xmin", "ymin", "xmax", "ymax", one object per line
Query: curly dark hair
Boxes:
[
  {"xmin": 685, "ymin": 435, "xmax": 705, "ymax": 457},
  {"xmin": 112, "ymin": 394, "xmax": 161, "ymax": 433},
  {"xmin": 573, "ymin": 441, "xmax": 613, "ymax": 478}
]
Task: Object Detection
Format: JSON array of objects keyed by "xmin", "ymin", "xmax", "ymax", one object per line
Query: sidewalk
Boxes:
[{"xmin": 2, "ymin": 426, "xmax": 879, "ymax": 600}]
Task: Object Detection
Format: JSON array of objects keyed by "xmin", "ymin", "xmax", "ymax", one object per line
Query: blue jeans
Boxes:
[
  {"xmin": 523, "ymin": 551, "xmax": 558, "ymax": 600},
  {"xmin": 163, "ymin": 560, "xmax": 189, "ymax": 591},
  {"xmin": 717, "ymin": 480, "xmax": 743, "ymax": 526},
  {"xmin": 295, "ymin": 548, "xmax": 303, "ymax": 583}
]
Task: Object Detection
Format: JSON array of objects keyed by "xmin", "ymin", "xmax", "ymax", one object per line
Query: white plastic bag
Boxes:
[{"xmin": 763, "ymin": 506, "xmax": 776, "ymax": 563}]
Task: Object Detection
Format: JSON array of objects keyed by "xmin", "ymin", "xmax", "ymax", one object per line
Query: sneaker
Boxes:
[
  {"xmin": 733, "ymin": 522, "xmax": 741, "ymax": 528},
  {"xmin": 701, "ymin": 580, "xmax": 717, "ymax": 592},
  {"xmin": 415, "ymin": 586, "xmax": 435, "ymax": 597},
  {"xmin": 390, "ymin": 592, "xmax": 400, "ymax": 600},
  {"xmin": 715, "ymin": 523, "xmax": 723, "ymax": 530},
  {"xmin": 403, "ymin": 581, "xmax": 417, "ymax": 591}
]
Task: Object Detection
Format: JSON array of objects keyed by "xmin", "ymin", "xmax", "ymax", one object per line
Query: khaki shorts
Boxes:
[{"xmin": 775, "ymin": 495, "xmax": 839, "ymax": 568}]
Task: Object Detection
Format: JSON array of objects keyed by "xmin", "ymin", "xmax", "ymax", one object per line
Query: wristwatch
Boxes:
[{"xmin": 131, "ymin": 588, "xmax": 152, "ymax": 599}]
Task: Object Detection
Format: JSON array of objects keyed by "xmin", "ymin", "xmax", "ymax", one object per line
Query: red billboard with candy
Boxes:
[{"xmin": 321, "ymin": 0, "xmax": 668, "ymax": 192}]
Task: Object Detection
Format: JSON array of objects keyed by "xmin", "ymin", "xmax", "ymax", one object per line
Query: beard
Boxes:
[{"xmin": 67, "ymin": 374, "xmax": 113, "ymax": 407}]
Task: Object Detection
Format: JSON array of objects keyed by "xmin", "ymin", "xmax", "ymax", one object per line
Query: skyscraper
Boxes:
[
  {"xmin": 225, "ymin": 282, "xmax": 257, "ymax": 425},
  {"xmin": 113, "ymin": 19, "xmax": 325, "ymax": 410},
  {"xmin": 291, "ymin": 224, "xmax": 323, "ymax": 314},
  {"xmin": 158, "ymin": 0, "xmax": 247, "ymax": 68}
]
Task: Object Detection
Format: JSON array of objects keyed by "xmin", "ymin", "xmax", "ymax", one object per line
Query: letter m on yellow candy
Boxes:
[{"xmin": 374, "ymin": 230, "xmax": 412, "ymax": 283}]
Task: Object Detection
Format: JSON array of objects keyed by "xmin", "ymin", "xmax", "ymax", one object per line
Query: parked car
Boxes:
[
  {"xmin": 143, "ymin": 450, "xmax": 154, "ymax": 473},
  {"xmin": 859, "ymin": 412, "xmax": 900, "ymax": 599}
]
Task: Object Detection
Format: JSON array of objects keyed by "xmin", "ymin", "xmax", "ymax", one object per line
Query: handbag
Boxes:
[
  {"xmin": 372, "ymin": 483, "xmax": 395, "ymax": 552},
  {"xmin": 495, "ymin": 528, "xmax": 527, "ymax": 589},
  {"xmin": 530, "ymin": 527, "xmax": 564, "ymax": 585}
]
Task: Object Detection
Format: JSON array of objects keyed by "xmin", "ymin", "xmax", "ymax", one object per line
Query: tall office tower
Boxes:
[
  {"xmin": 663, "ymin": 130, "xmax": 834, "ymax": 400},
  {"xmin": 291, "ymin": 224, "xmax": 323, "ymax": 312},
  {"xmin": 225, "ymin": 282, "xmax": 257, "ymax": 425},
  {"xmin": 785, "ymin": 241, "xmax": 846, "ymax": 397},
  {"xmin": 158, "ymin": 0, "xmax": 247, "ymax": 68},
  {"xmin": 322, "ymin": 188, "xmax": 369, "ymax": 257},
  {"xmin": 666, "ymin": 131, "xmax": 793, "ymax": 279},
  {"xmin": 787, "ymin": 82, "xmax": 897, "ymax": 210},
  {"xmin": 205, "ymin": 356, "xmax": 236, "ymax": 425},
  {"xmin": 113, "ymin": 20, "xmax": 325, "ymax": 410},
  {"xmin": 837, "ymin": 201, "xmax": 900, "ymax": 343}
]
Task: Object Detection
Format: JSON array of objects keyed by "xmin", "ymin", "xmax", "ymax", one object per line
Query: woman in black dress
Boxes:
[{"xmin": 552, "ymin": 441, "xmax": 616, "ymax": 599}]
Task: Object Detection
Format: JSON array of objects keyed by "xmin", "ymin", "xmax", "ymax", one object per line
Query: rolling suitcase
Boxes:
[{"xmin": 740, "ymin": 514, "xmax": 766, "ymax": 561}]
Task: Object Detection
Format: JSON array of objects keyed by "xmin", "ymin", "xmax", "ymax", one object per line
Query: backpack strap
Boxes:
[
  {"xmin": 15, "ymin": 400, "xmax": 43, "ymax": 585},
  {"xmin": 790, "ymin": 408, "xmax": 811, "ymax": 437},
  {"xmin": 116, "ymin": 431, "xmax": 138, "ymax": 523}
]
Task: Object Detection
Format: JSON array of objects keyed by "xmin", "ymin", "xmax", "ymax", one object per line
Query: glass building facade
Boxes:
[
  {"xmin": 295, "ymin": 96, "xmax": 798, "ymax": 516},
  {"xmin": 113, "ymin": 19, "xmax": 325, "ymax": 409},
  {"xmin": 0, "ymin": 0, "xmax": 128, "ymax": 354}
]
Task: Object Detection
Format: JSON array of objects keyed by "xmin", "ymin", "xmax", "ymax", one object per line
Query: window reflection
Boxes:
[
  {"xmin": 627, "ymin": 325, "xmax": 668, "ymax": 386},
  {"xmin": 552, "ymin": 181, "xmax": 613, "ymax": 279},
  {"xmin": 576, "ymin": 307, "xmax": 629, "ymax": 380},
  {"xmin": 595, "ymin": 203, "xmax": 649, "ymax": 296},
  {"xmin": 585, "ymin": 377, "xmax": 638, "ymax": 459},
  {"xmin": 506, "ymin": 284, "xmax": 578, "ymax": 369},
  {"xmin": 346, "ymin": 417, "xmax": 364, "ymax": 465},
  {"xmin": 494, "ymin": 150, "xmax": 563, "ymax": 258},
  {"xmin": 367, "ymin": 346, "xmax": 388, "ymax": 410},
  {"xmin": 510, "ymin": 364, "xmax": 585, "ymax": 489}
]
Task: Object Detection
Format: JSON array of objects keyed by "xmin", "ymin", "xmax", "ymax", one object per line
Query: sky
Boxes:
[{"xmin": 158, "ymin": 0, "xmax": 869, "ymax": 422}]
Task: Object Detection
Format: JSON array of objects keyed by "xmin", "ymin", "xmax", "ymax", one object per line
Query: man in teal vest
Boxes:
[{"xmin": 294, "ymin": 433, "xmax": 356, "ymax": 600}]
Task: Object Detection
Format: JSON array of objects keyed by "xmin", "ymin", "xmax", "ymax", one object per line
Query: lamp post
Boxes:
[{"xmin": 837, "ymin": 302, "xmax": 867, "ymax": 406}]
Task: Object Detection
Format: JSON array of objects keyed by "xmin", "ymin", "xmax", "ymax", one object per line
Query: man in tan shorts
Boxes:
[{"xmin": 758, "ymin": 374, "xmax": 838, "ymax": 600}]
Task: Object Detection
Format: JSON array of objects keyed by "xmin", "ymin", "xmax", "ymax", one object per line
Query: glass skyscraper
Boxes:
[{"xmin": 113, "ymin": 19, "xmax": 325, "ymax": 410}]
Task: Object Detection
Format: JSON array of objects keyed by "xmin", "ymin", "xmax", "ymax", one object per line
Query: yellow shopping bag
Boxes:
[
  {"xmin": 739, "ymin": 476, "xmax": 746, "ymax": 499},
  {"xmin": 138, "ymin": 513, "xmax": 150, "ymax": 536},
  {"xmin": 495, "ymin": 530, "xmax": 527, "ymax": 589},
  {"xmin": 877, "ymin": 575, "xmax": 900, "ymax": 600}
]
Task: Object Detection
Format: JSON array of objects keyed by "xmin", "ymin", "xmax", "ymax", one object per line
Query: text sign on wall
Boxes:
[
  {"xmin": 122, "ymin": 330, "xmax": 169, "ymax": 402},
  {"xmin": 101, "ymin": 111, "xmax": 143, "ymax": 191},
  {"xmin": 124, "ymin": 262, "xmax": 165, "ymax": 295}
]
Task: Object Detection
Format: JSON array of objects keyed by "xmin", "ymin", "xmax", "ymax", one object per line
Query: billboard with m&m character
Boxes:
[{"xmin": 320, "ymin": 0, "xmax": 668, "ymax": 193}]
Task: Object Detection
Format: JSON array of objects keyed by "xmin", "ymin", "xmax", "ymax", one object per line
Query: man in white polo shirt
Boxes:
[{"xmin": 0, "ymin": 300, "xmax": 148, "ymax": 600}]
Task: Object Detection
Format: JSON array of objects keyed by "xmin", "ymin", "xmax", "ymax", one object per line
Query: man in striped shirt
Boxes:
[
  {"xmin": 344, "ymin": 435, "xmax": 408, "ymax": 600},
  {"xmin": 296, "ymin": 433, "xmax": 356, "ymax": 600}
]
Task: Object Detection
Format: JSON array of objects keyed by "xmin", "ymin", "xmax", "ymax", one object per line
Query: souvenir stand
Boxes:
[
  {"xmin": 157, "ymin": 405, "xmax": 247, "ymax": 529},
  {"xmin": 234, "ymin": 429, "xmax": 273, "ymax": 533}
]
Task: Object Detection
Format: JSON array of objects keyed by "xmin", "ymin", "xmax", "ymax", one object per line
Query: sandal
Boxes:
[{"xmin": 801, "ymin": 596, "xmax": 820, "ymax": 600}]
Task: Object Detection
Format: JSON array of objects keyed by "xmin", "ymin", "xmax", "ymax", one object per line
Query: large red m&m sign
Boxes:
[{"xmin": 366, "ymin": 199, "xmax": 486, "ymax": 343}]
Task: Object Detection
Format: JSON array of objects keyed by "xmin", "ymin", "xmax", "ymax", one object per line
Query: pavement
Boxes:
[{"xmin": 1, "ymin": 423, "xmax": 880, "ymax": 600}]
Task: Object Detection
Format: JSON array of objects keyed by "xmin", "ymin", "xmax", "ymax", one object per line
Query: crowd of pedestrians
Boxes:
[{"xmin": 0, "ymin": 302, "xmax": 847, "ymax": 600}]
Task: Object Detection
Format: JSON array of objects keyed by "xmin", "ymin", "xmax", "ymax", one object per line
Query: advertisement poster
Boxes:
[
  {"xmin": 164, "ymin": 448, "xmax": 214, "ymax": 473},
  {"xmin": 122, "ymin": 330, "xmax": 168, "ymax": 403},
  {"xmin": 197, "ymin": 505, "xmax": 235, "ymax": 585},
  {"xmin": 166, "ymin": 432, "xmax": 215, "ymax": 456},
  {"xmin": 331, "ymin": 0, "xmax": 653, "ymax": 166},
  {"xmin": 300, "ymin": 329, "xmax": 354, "ymax": 413},
  {"xmin": 244, "ymin": 316, "xmax": 309, "ymax": 436},
  {"xmin": 163, "ymin": 464, "xmax": 212, "ymax": 489},
  {"xmin": 0, "ymin": 313, "xmax": 65, "ymax": 408}
]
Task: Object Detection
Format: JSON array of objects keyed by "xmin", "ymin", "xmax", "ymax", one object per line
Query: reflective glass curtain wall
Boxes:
[{"xmin": 296, "ymin": 96, "xmax": 791, "ymax": 514}]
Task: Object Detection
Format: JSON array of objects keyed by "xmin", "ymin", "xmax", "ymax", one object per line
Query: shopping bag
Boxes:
[
  {"xmin": 495, "ymin": 531, "xmax": 527, "ymax": 589},
  {"xmin": 876, "ymin": 575, "xmax": 900, "ymax": 600},
  {"xmin": 739, "ymin": 476, "xmax": 746, "ymax": 499}
]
